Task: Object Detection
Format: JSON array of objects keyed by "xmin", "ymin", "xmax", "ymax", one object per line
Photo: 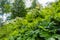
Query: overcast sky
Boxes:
[{"xmin": 25, "ymin": 0, "xmax": 55, "ymax": 7}]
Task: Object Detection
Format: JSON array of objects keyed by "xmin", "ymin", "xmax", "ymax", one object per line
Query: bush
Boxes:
[{"xmin": 0, "ymin": 1, "xmax": 60, "ymax": 40}]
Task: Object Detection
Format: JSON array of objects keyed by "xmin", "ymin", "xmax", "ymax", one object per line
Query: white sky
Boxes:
[{"xmin": 25, "ymin": 0, "xmax": 55, "ymax": 7}]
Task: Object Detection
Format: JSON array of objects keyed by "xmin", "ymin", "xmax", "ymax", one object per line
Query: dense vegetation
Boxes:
[{"xmin": 0, "ymin": 0, "xmax": 60, "ymax": 40}]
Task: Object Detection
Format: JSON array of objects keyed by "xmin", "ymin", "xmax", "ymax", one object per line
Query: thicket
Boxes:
[{"xmin": 0, "ymin": 0, "xmax": 60, "ymax": 40}]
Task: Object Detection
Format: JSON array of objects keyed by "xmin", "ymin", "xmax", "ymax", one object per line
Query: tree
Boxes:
[
  {"xmin": 11, "ymin": 0, "xmax": 27, "ymax": 19},
  {"xmin": 0, "ymin": 0, "xmax": 60, "ymax": 40},
  {"xmin": 27, "ymin": 0, "xmax": 41, "ymax": 11},
  {"xmin": 0, "ymin": 0, "xmax": 11, "ymax": 14},
  {"xmin": 0, "ymin": 0, "xmax": 11, "ymax": 26},
  {"xmin": 31, "ymin": 0, "xmax": 36, "ymax": 8}
]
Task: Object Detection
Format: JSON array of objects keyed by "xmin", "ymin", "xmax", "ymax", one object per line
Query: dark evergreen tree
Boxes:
[{"xmin": 11, "ymin": 0, "xmax": 27, "ymax": 19}]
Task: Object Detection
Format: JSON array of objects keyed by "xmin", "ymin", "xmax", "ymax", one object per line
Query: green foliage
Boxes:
[
  {"xmin": 3, "ymin": 4, "xmax": 11, "ymax": 13},
  {"xmin": 0, "ymin": 0, "xmax": 11, "ymax": 13},
  {"xmin": 0, "ymin": 0, "xmax": 60, "ymax": 40},
  {"xmin": 31, "ymin": 0, "xmax": 36, "ymax": 8},
  {"xmin": 11, "ymin": 0, "xmax": 27, "ymax": 19}
]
